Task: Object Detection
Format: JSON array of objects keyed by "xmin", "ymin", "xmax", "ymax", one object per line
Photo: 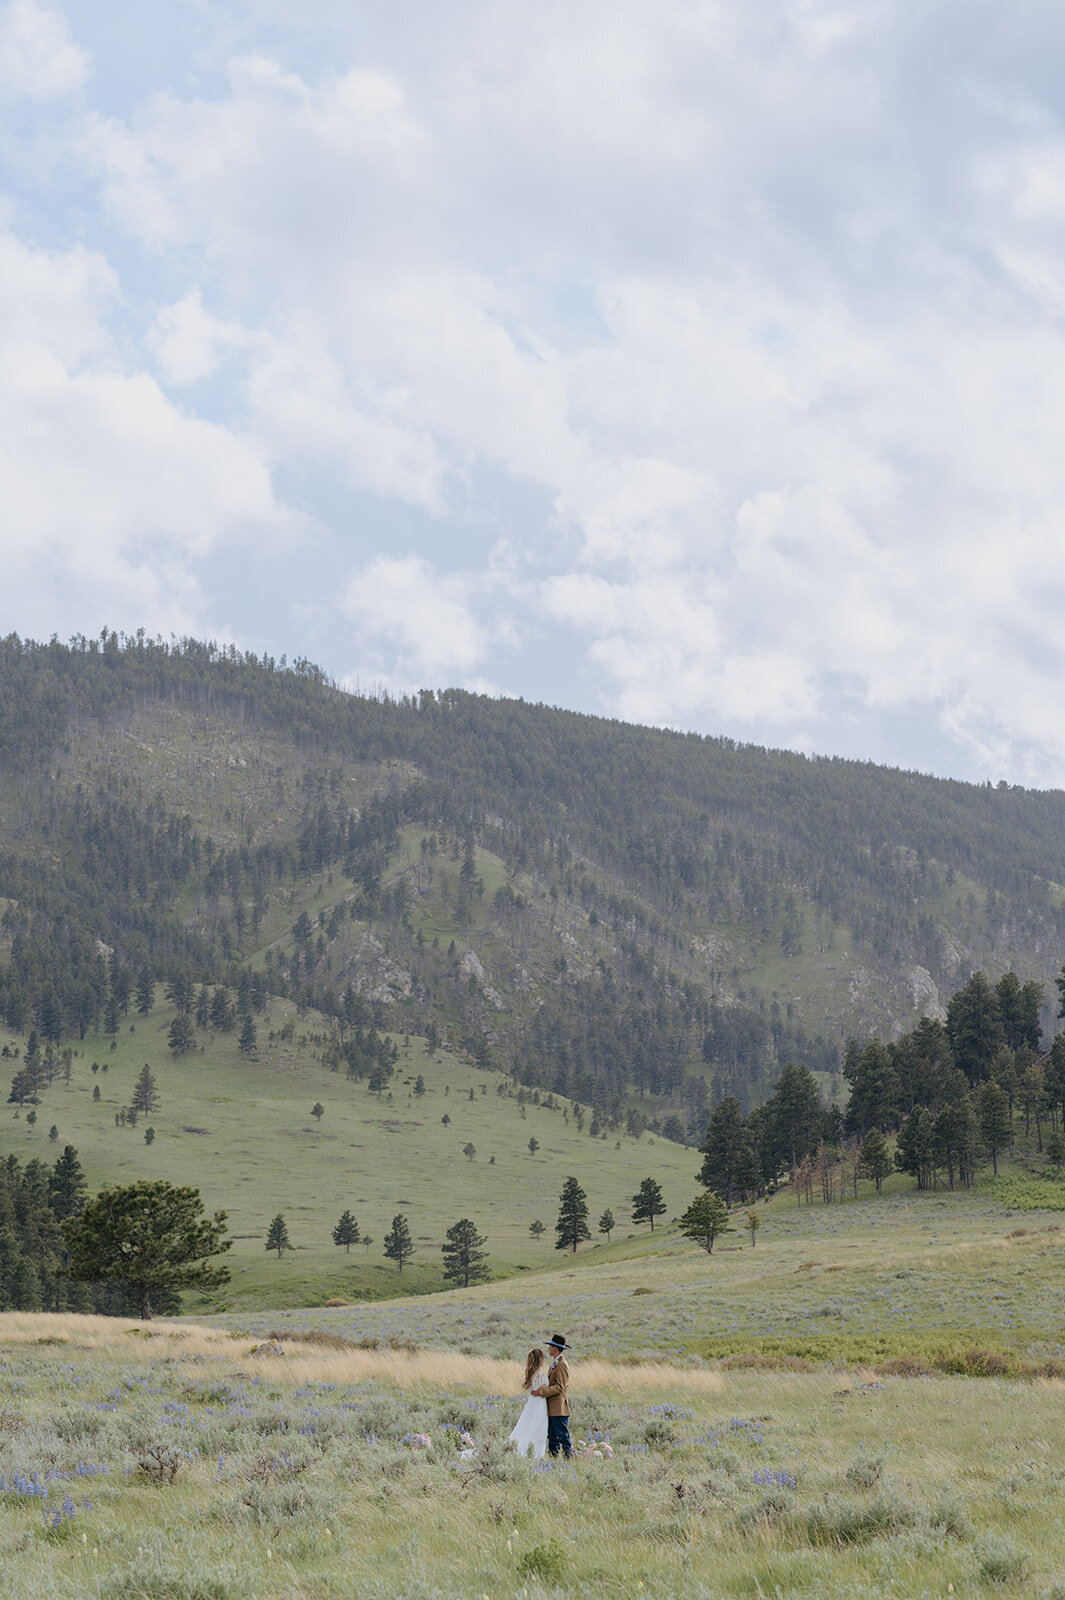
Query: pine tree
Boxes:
[
  {"xmin": 631, "ymin": 1176, "xmax": 666, "ymax": 1232},
  {"xmin": 679, "ymin": 1192, "xmax": 732, "ymax": 1253},
  {"xmin": 332, "ymin": 1210, "xmax": 360, "ymax": 1252},
  {"xmin": 554, "ymin": 1176, "xmax": 591, "ymax": 1253},
  {"xmin": 597, "ymin": 1208, "xmax": 614, "ymax": 1243},
  {"xmin": 131, "ymin": 1064, "xmax": 160, "ymax": 1116},
  {"xmin": 238, "ymin": 1013, "xmax": 258, "ymax": 1056},
  {"xmin": 859, "ymin": 1129, "xmax": 892, "ymax": 1192},
  {"xmin": 311, "ymin": 1102, "xmax": 325, "ymax": 1122},
  {"xmin": 383, "ymin": 1213, "xmax": 415, "ymax": 1272},
  {"xmin": 135, "ymin": 973, "xmax": 155, "ymax": 1017},
  {"xmin": 462, "ymin": 1142, "xmax": 477, "ymax": 1162},
  {"xmin": 167, "ymin": 1014, "xmax": 194, "ymax": 1056},
  {"xmin": 697, "ymin": 1096, "xmax": 757, "ymax": 1203},
  {"xmin": 977, "ymin": 1079, "xmax": 1011, "ymax": 1175},
  {"xmin": 48, "ymin": 1145, "xmax": 87, "ymax": 1221},
  {"xmin": 65, "ymin": 1180, "xmax": 231, "ymax": 1320},
  {"xmin": 441, "ymin": 1217, "xmax": 489, "ymax": 1287},
  {"xmin": 265, "ymin": 1213, "xmax": 291, "ymax": 1257},
  {"xmin": 529, "ymin": 1219, "xmax": 545, "ymax": 1242}
]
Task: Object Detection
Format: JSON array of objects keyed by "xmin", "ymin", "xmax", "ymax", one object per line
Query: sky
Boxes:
[{"xmin": 3, "ymin": 1, "xmax": 1065, "ymax": 787}]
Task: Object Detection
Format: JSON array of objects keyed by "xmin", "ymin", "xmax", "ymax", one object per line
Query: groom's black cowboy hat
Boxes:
[{"xmin": 546, "ymin": 1334, "xmax": 571, "ymax": 1351}]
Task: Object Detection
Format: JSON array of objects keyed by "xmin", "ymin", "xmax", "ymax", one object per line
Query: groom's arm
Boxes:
[{"xmin": 543, "ymin": 1364, "xmax": 568, "ymax": 1400}]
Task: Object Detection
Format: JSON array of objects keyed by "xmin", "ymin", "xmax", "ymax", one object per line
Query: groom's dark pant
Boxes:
[{"xmin": 547, "ymin": 1416, "xmax": 572, "ymax": 1458}]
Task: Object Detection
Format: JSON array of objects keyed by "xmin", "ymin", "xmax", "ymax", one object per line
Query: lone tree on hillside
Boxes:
[
  {"xmin": 555, "ymin": 1176, "xmax": 591, "ymax": 1254},
  {"xmin": 744, "ymin": 1209, "xmax": 761, "ymax": 1247},
  {"xmin": 384, "ymin": 1213, "xmax": 415, "ymax": 1273},
  {"xmin": 441, "ymin": 1218, "xmax": 489, "ymax": 1288},
  {"xmin": 311, "ymin": 1102, "xmax": 325, "ymax": 1122},
  {"xmin": 131, "ymin": 1064, "xmax": 160, "ymax": 1117},
  {"xmin": 632, "ymin": 1177, "xmax": 666, "ymax": 1232},
  {"xmin": 265, "ymin": 1213, "xmax": 292, "ymax": 1257},
  {"xmin": 462, "ymin": 1142, "xmax": 477, "ymax": 1162},
  {"xmin": 64, "ymin": 1180, "xmax": 231, "ymax": 1320},
  {"xmin": 332, "ymin": 1210, "xmax": 360, "ymax": 1252},
  {"xmin": 529, "ymin": 1219, "xmax": 545, "ymax": 1242},
  {"xmin": 679, "ymin": 1192, "xmax": 732, "ymax": 1254},
  {"xmin": 528, "ymin": 1137, "xmax": 539, "ymax": 1156},
  {"xmin": 598, "ymin": 1208, "xmax": 615, "ymax": 1244}
]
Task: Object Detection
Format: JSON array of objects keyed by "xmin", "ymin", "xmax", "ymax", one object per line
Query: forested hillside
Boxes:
[{"xmin": 1, "ymin": 630, "xmax": 1064, "ymax": 1138}]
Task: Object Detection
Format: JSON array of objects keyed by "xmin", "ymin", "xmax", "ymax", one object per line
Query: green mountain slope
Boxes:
[{"xmin": 1, "ymin": 630, "xmax": 1064, "ymax": 1145}]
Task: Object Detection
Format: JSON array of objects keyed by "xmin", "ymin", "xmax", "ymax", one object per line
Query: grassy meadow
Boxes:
[
  {"xmin": 4, "ymin": 1302, "xmax": 1065, "ymax": 1599},
  {"xmin": 0, "ymin": 1016, "xmax": 696, "ymax": 1311}
]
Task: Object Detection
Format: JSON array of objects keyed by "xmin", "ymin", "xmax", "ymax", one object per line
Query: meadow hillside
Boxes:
[
  {"xmin": 0, "ymin": 1011, "xmax": 696, "ymax": 1311},
  {"xmin": 207, "ymin": 1180, "xmax": 1065, "ymax": 1373},
  {"xmin": 5, "ymin": 1188, "xmax": 1065, "ymax": 1599},
  {"xmin": 2, "ymin": 631, "xmax": 1065, "ymax": 1147}
]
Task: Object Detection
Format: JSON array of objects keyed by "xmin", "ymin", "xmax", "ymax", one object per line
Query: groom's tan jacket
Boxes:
[{"xmin": 543, "ymin": 1357, "xmax": 570, "ymax": 1417}]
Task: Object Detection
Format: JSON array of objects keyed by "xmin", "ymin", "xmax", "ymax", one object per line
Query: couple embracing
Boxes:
[{"xmin": 508, "ymin": 1333, "xmax": 572, "ymax": 1459}]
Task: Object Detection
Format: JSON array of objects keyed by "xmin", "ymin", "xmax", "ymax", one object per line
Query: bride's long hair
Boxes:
[{"xmin": 523, "ymin": 1348, "xmax": 544, "ymax": 1389}]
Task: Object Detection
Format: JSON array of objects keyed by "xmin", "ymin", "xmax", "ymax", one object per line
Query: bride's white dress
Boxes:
[{"xmin": 509, "ymin": 1371, "xmax": 549, "ymax": 1458}]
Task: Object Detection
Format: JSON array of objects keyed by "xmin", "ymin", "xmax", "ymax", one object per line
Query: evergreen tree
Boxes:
[
  {"xmin": 631, "ymin": 1176, "xmax": 666, "ymax": 1232},
  {"xmin": 383, "ymin": 1213, "xmax": 415, "ymax": 1272},
  {"xmin": 859, "ymin": 1128, "xmax": 892, "ymax": 1192},
  {"xmin": 65, "ymin": 1180, "xmax": 230, "ymax": 1320},
  {"xmin": 697, "ymin": 1096, "xmax": 757, "ymax": 1202},
  {"xmin": 946, "ymin": 972, "xmax": 1003, "ymax": 1086},
  {"xmin": 332, "ymin": 1210, "xmax": 360, "ymax": 1252},
  {"xmin": 265, "ymin": 1213, "xmax": 291, "ymax": 1257},
  {"xmin": 764, "ymin": 1062, "xmax": 823, "ymax": 1174},
  {"xmin": 843, "ymin": 1041, "xmax": 899, "ymax": 1136},
  {"xmin": 311, "ymin": 1102, "xmax": 325, "ymax": 1121},
  {"xmin": 598, "ymin": 1208, "xmax": 614, "ymax": 1243},
  {"xmin": 441, "ymin": 1217, "xmax": 489, "ymax": 1287},
  {"xmin": 744, "ymin": 1208, "xmax": 760, "ymax": 1246},
  {"xmin": 130, "ymin": 1064, "xmax": 160, "ymax": 1116},
  {"xmin": 48, "ymin": 1145, "xmax": 87, "ymax": 1220},
  {"xmin": 894, "ymin": 1107, "xmax": 936, "ymax": 1190},
  {"xmin": 167, "ymin": 1013, "xmax": 194, "ymax": 1056},
  {"xmin": 554, "ymin": 1176, "xmax": 591, "ymax": 1253},
  {"xmin": 462, "ymin": 1142, "xmax": 476, "ymax": 1162},
  {"xmin": 238, "ymin": 1013, "xmax": 258, "ymax": 1056},
  {"xmin": 679, "ymin": 1192, "xmax": 732, "ymax": 1253},
  {"xmin": 529, "ymin": 1219, "xmax": 545, "ymax": 1242},
  {"xmin": 977, "ymin": 1079, "xmax": 1011, "ymax": 1175},
  {"xmin": 135, "ymin": 973, "xmax": 155, "ymax": 1017},
  {"xmin": 209, "ymin": 987, "xmax": 233, "ymax": 1031}
]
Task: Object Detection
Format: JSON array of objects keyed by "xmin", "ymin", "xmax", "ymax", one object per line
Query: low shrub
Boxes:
[
  {"xmin": 844, "ymin": 1456, "xmax": 884, "ymax": 1491},
  {"xmin": 515, "ymin": 1539, "xmax": 567, "ymax": 1583},
  {"xmin": 977, "ymin": 1533, "xmax": 1030, "ymax": 1584}
]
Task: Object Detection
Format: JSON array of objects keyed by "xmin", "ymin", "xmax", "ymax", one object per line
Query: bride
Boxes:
[{"xmin": 509, "ymin": 1347, "xmax": 549, "ymax": 1458}]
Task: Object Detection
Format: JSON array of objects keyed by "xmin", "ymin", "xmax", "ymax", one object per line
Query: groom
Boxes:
[{"xmin": 543, "ymin": 1333, "xmax": 573, "ymax": 1458}]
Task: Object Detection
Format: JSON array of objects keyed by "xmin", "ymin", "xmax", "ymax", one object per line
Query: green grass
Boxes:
[
  {"xmin": 6, "ymin": 1279, "xmax": 1065, "ymax": 1598},
  {"xmin": 0, "ymin": 1014, "xmax": 696, "ymax": 1312},
  {"xmin": 200, "ymin": 1184, "xmax": 1065, "ymax": 1373}
]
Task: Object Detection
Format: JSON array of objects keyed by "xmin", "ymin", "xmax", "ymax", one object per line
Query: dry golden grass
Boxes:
[{"xmin": 0, "ymin": 1312, "xmax": 724, "ymax": 1393}]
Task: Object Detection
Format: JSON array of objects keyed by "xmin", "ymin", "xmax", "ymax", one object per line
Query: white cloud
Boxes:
[
  {"xmin": 339, "ymin": 554, "xmax": 491, "ymax": 685},
  {"xmin": 0, "ymin": 230, "xmax": 298, "ymax": 642},
  {"xmin": 0, "ymin": 0, "xmax": 88, "ymax": 100},
  {"xmin": 11, "ymin": 3, "xmax": 1065, "ymax": 780}
]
